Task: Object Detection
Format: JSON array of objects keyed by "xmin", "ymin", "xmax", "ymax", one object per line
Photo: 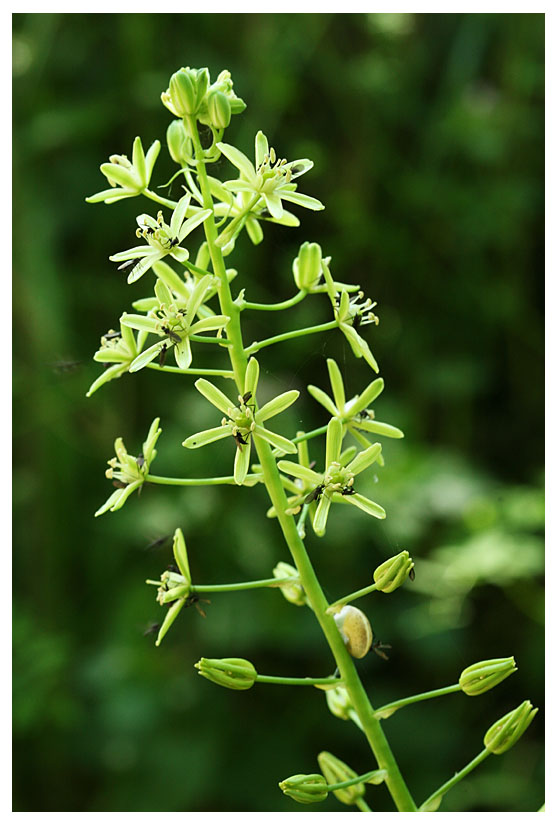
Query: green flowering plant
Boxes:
[{"xmin": 86, "ymin": 65, "xmax": 539, "ymax": 812}]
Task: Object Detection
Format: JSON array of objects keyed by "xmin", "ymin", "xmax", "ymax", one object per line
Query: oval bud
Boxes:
[
  {"xmin": 317, "ymin": 751, "xmax": 365, "ymax": 806},
  {"xmin": 166, "ymin": 119, "xmax": 189, "ymax": 165},
  {"xmin": 459, "ymin": 657, "xmax": 517, "ymax": 696},
  {"xmin": 373, "ymin": 550, "xmax": 414, "ymax": 593},
  {"xmin": 293, "ymin": 242, "xmax": 322, "ymax": 290},
  {"xmin": 273, "ymin": 561, "xmax": 307, "ymax": 606},
  {"xmin": 168, "ymin": 68, "xmax": 199, "ymax": 116},
  {"xmin": 333, "ymin": 605, "xmax": 373, "ymax": 659},
  {"xmin": 195, "ymin": 657, "xmax": 257, "ymax": 690},
  {"xmin": 484, "ymin": 700, "xmax": 538, "ymax": 754},
  {"xmin": 279, "ymin": 774, "xmax": 328, "ymax": 804},
  {"xmin": 207, "ymin": 90, "xmax": 231, "ymax": 129}
]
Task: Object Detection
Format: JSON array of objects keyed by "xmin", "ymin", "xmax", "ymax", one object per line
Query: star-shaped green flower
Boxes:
[
  {"xmin": 322, "ymin": 259, "xmax": 380, "ymax": 373},
  {"xmin": 85, "ymin": 136, "xmax": 161, "ymax": 204},
  {"xmin": 182, "ymin": 358, "xmax": 299, "ymax": 485},
  {"xmin": 307, "ymin": 358, "xmax": 404, "ymax": 453},
  {"xmin": 217, "ymin": 131, "xmax": 324, "ymax": 221},
  {"xmin": 109, "ymin": 193, "xmax": 211, "ymax": 284},
  {"xmin": 278, "ymin": 418, "xmax": 385, "ymax": 536},
  {"xmin": 120, "ymin": 273, "xmax": 229, "ymax": 371},
  {"xmin": 95, "ymin": 418, "xmax": 161, "ymax": 516},
  {"xmin": 86, "ymin": 321, "xmax": 149, "ymax": 398},
  {"xmin": 145, "ymin": 528, "xmax": 192, "ymax": 646}
]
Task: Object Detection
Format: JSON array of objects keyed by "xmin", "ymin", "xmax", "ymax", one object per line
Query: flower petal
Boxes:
[
  {"xmin": 174, "ymin": 336, "xmax": 192, "ymax": 370},
  {"xmin": 276, "ymin": 461, "xmax": 322, "ymax": 485},
  {"xmin": 279, "ymin": 191, "xmax": 324, "ymax": 211},
  {"xmin": 182, "ymin": 425, "xmax": 231, "ymax": 449},
  {"xmin": 307, "ymin": 385, "xmax": 338, "ymax": 417},
  {"xmin": 217, "ymin": 142, "xmax": 257, "ymax": 184},
  {"xmin": 325, "ymin": 417, "xmax": 343, "ymax": 468},
  {"xmin": 347, "ymin": 378, "xmax": 384, "ymax": 415},
  {"xmin": 254, "ymin": 425, "xmax": 297, "ymax": 455},
  {"xmin": 335, "ymin": 492, "xmax": 386, "ymax": 520},
  {"xmin": 194, "ymin": 377, "xmax": 236, "ymax": 415},
  {"xmin": 256, "ymin": 390, "xmax": 299, "ymax": 423},
  {"xmin": 327, "ymin": 359, "xmax": 346, "ymax": 411},
  {"xmin": 346, "ymin": 443, "xmax": 382, "ymax": 476},
  {"xmin": 234, "ymin": 441, "xmax": 252, "ymax": 485},
  {"xmin": 313, "ymin": 494, "xmax": 332, "ymax": 537}
]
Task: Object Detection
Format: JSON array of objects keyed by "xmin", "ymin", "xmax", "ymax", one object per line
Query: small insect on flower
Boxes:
[
  {"xmin": 102, "ymin": 330, "xmax": 122, "ymax": 341},
  {"xmin": 232, "ymin": 429, "xmax": 250, "ymax": 449},
  {"xmin": 112, "ymin": 480, "xmax": 127, "ymax": 489},
  {"xmin": 341, "ymin": 486, "xmax": 356, "ymax": 496},
  {"xmin": 158, "ymin": 342, "xmax": 168, "ymax": 368},
  {"xmin": 163, "ymin": 237, "xmax": 180, "ymax": 250},
  {"xmin": 117, "ymin": 258, "xmax": 142, "ymax": 277},
  {"xmin": 372, "ymin": 640, "xmax": 392, "ymax": 661},
  {"xmin": 161, "ymin": 325, "xmax": 182, "ymax": 344},
  {"xmin": 409, "ymin": 567, "xmax": 416, "ymax": 582},
  {"xmin": 185, "ymin": 594, "xmax": 211, "ymax": 618},
  {"xmin": 136, "ymin": 453, "xmax": 145, "ymax": 469},
  {"xmin": 305, "ymin": 483, "xmax": 325, "ymax": 505}
]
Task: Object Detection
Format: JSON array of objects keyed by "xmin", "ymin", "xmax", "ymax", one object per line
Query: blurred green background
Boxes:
[{"xmin": 12, "ymin": 12, "xmax": 544, "ymax": 813}]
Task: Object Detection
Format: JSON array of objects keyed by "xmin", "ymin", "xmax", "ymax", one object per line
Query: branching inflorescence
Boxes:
[{"xmin": 86, "ymin": 66, "xmax": 537, "ymax": 812}]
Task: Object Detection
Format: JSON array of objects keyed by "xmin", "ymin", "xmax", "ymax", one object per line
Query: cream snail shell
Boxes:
[{"xmin": 333, "ymin": 605, "xmax": 373, "ymax": 659}]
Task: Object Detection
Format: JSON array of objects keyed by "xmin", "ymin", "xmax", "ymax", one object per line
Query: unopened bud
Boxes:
[
  {"xmin": 279, "ymin": 773, "xmax": 328, "ymax": 804},
  {"xmin": 317, "ymin": 751, "xmax": 364, "ymax": 806},
  {"xmin": 166, "ymin": 119, "xmax": 189, "ymax": 164},
  {"xmin": 484, "ymin": 700, "xmax": 538, "ymax": 754},
  {"xmin": 195, "ymin": 657, "xmax": 257, "ymax": 690},
  {"xmin": 459, "ymin": 657, "xmax": 517, "ymax": 696},
  {"xmin": 293, "ymin": 242, "xmax": 322, "ymax": 290},
  {"xmin": 373, "ymin": 550, "xmax": 414, "ymax": 593},
  {"xmin": 207, "ymin": 90, "xmax": 231, "ymax": 129},
  {"xmin": 273, "ymin": 561, "xmax": 307, "ymax": 606}
]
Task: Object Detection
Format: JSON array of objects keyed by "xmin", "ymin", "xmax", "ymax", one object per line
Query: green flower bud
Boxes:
[
  {"xmin": 373, "ymin": 550, "xmax": 414, "ymax": 593},
  {"xmin": 459, "ymin": 657, "xmax": 517, "ymax": 697},
  {"xmin": 163, "ymin": 67, "xmax": 209, "ymax": 117},
  {"xmin": 207, "ymin": 90, "xmax": 231, "ymax": 129},
  {"xmin": 317, "ymin": 751, "xmax": 364, "ymax": 806},
  {"xmin": 293, "ymin": 242, "xmax": 322, "ymax": 290},
  {"xmin": 166, "ymin": 119, "xmax": 189, "ymax": 165},
  {"xmin": 279, "ymin": 774, "xmax": 328, "ymax": 805},
  {"xmin": 484, "ymin": 700, "xmax": 538, "ymax": 754},
  {"xmin": 325, "ymin": 685, "xmax": 357, "ymax": 722},
  {"xmin": 195, "ymin": 657, "xmax": 257, "ymax": 691},
  {"xmin": 273, "ymin": 561, "xmax": 307, "ymax": 606}
]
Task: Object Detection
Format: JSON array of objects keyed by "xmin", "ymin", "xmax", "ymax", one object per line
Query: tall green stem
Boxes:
[{"xmin": 187, "ymin": 116, "xmax": 417, "ymax": 812}]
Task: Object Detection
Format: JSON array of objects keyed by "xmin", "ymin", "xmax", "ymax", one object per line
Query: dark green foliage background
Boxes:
[{"xmin": 12, "ymin": 12, "xmax": 544, "ymax": 813}]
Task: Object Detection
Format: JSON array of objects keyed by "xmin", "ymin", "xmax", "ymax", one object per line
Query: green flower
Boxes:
[
  {"xmin": 182, "ymin": 358, "xmax": 299, "ymax": 485},
  {"xmin": 278, "ymin": 418, "xmax": 385, "ymax": 536},
  {"xmin": 109, "ymin": 193, "xmax": 211, "ymax": 284},
  {"xmin": 279, "ymin": 774, "xmax": 329, "ymax": 805},
  {"xmin": 217, "ymin": 131, "xmax": 324, "ymax": 220},
  {"xmin": 373, "ymin": 551, "xmax": 415, "ymax": 593},
  {"xmin": 317, "ymin": 752, "xmax": 365, "ymax": 806},
  {"xmin": 161, "ymin": 67, "xmax": 210, "ymax": 118},
  {"xmin": 308, "ymin": 358, "xmax": 403, "ymax": 455},
  {"xmin": 95, "ymin": 418, "xmax": 161, "ymax": 516},
  {"xmin": 86, "ymin": 321, "xmax": 149, "ymax": 397},
  {"xmin": 195, "ymin": 657, "xmax": 258, "ymax": 690},
  {"xmin": 484, "ymin": 700, "xmax": 538, "ymax": 754},
  {"xmin": 459, "ymin": 658, "xmax": 517, "ymax": 697},
  {"xmin": 121, "ymin": 273, "xmax": 229, "ymax": 371},
  {"xmin": 85, "ymin": 136, "xmax": 160, "ymax": 204},
  {"xmin": 321, "ymin": 259, "xmax": 380, "ymax": 373},
  {"xmin": 145, "ymin": 528, "xmax": 192, "ymax": 646}
]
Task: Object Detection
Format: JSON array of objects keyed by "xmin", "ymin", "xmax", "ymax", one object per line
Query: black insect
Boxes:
[
  {"xmin": 136, "ymin": 453, "xmax": 145, "ymax": 469},
  {"xmin": 358, "ymin": 410, "xmax": 372, "ymax": 420},
  {"xmin": 372, "ymin": 640, "xmax": 392, "ymax": 661},
  {"xmin": 158, "ymin": 343, "xmax": 168, "ymax": 368},
  {"xmin": 232, "ymin": 430, "xmax": 250, "ymax": 449},
  {"xmin": 258, "ymin": 208, "xmax": 271, "ymax": 219},
  {"xmin": 161, "ymin": 325, "xmax": 181, "ymax": 344},
  {"xmin": 50, "ymin": 359, "xmax": 83, "ymax": 374},
  {"xmin": 290, "ymin": 164, "xmax": 304, "ymax": 175},
  {"xmin": 305, "ymin": 484, "xmax": 325, "ymax": 505},
  {"xmin": 103, "ymin": 331, "xmax": 122, "ymax": 341},
  {"xmin": 409, "ymin": 567, "xmax": 416, "ymax": 582},
  {"xmin": 143, "ymin": 534, "xmax": 172, "ymax": 552},
  {"xmin": 162, "ymin": 236, "xmax": 180, "ymax": 250},
  {"xmin": 185, "ymin": 594, "xmax": 211, "ymax": 618},
  {"xmin": 143, "ymin": 622, "xmax": 161, "ymax": 637},
  {"xmin": 166, "ymin": 564, "xmax": 180, "ymax": 574},
  {"xmin": 118, "ymin": 258, "xmax": 142, "ymax": 276},
  {"xmin": 341, "ymin": 486, "xmax": 356, "ymax": 496},
  {"xmin": 242, "ymin": 391, "xmax": 252, "ymax": 404}
]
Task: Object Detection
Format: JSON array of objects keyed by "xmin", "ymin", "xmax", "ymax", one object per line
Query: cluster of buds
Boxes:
[{"xmin": 161, "ymin": 67, "xmax": 246, "ymax": 131}]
